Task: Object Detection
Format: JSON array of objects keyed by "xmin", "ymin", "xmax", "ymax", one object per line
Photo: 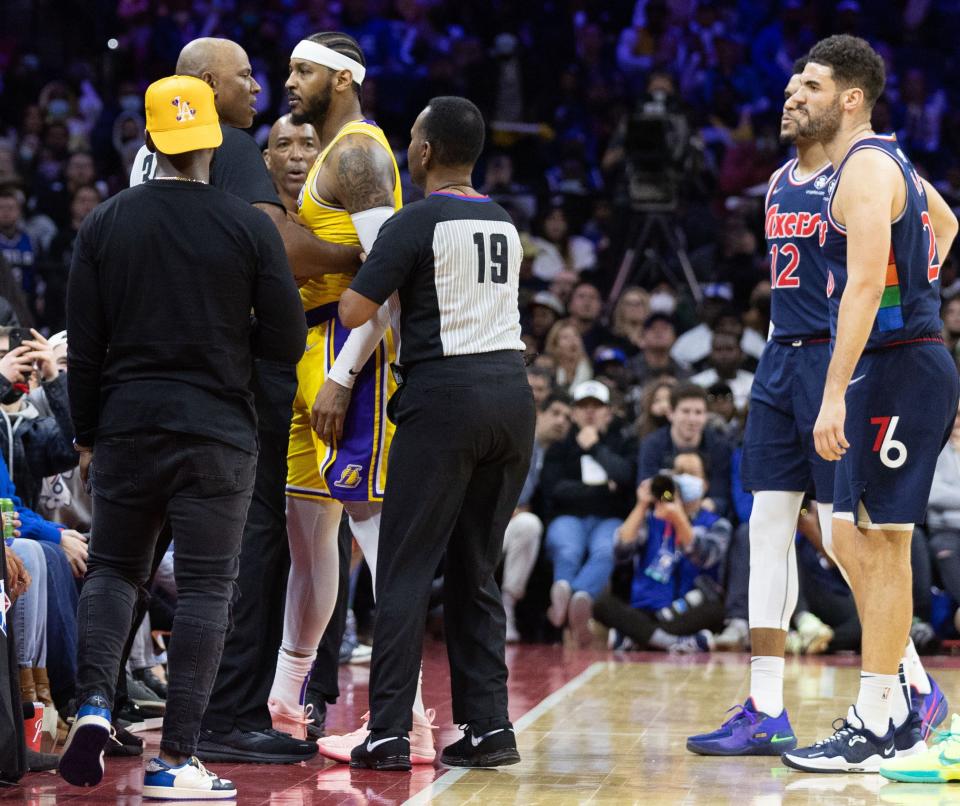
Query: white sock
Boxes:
[
  {"xmin": 649, "ymin": 628, "xmax": 678, "ymax": 650},
  {"xmin": 856, "ymin": 671, "xmax": 898, "ymax": 736},
  {"xmin": 750, "ymin": 656, "xmax": 784, "ymax": 717},
  {"xmin": 269, "ymin": 649, "xmax": 316, "ymax": 712},
  {"xmin": 889, "ymin": 664, "xmax": 911, "ymax": 728},
  {"xmin": 413, "ymin": 663, "xmax": 426, "ymax": 719},
  {"xmin": 902, "ymin": 637, "xmax": 930, "ymax": 695}
]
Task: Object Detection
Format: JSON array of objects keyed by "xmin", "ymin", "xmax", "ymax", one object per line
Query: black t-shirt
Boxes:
[
  {"xmin": 67, "ymin": 181, "xmax": 305, "ymax": 452},
  {"xmin": 132, "ymin": 125, "xmax": 283, "ymax": 210},
  {"xmin": 350, "ymin": 193, "xmax": 526, "ymax": 365},
  {"xmin": 211, "ymin": 125, "xmax": 283, "ymax": 208}
]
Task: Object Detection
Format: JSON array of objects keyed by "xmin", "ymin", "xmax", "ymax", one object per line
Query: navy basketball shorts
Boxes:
[
  {"xmin": 741, "ymin": 339, "xmax": 835, "ymax": 502},
  {"xmin": 834, "ymin": 342, "xmax": 959, "ymax": 527}
]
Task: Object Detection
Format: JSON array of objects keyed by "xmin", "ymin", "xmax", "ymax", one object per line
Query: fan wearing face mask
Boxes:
[{"xmin": 593, "ymin": 451, "xmax": 731, "ymax": 654}]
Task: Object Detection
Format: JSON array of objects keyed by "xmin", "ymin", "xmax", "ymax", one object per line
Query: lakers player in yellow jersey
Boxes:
[{"xmin": 269, "ymin": 32, "xmax": 438, "ymax": 765}]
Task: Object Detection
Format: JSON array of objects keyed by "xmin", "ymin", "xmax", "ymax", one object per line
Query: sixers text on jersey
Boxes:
[{"xmin": 764, "ymin": 159, "xmax": 834, "ymax": 341}]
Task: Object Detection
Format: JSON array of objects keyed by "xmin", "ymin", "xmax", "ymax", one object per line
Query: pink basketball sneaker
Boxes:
[{"xmin": 318, "ymin": 709, "xmax": 437, "ymax": 764}]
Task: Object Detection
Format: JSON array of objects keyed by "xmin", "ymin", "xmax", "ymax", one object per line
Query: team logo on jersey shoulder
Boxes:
[
  {"xmin": 333, "ymin": 464, "xmax": 364, "ymax": 489},
  {"xmin": 171, "ymin": 96, "xmax": 197, "ymax": 123},
  {"xmin": 826, "ymin": 270, "xmax": 835, "ymax": 297},
  {"xmin": 828, "ymin": 179, "xmax": 837, "ymax": 196},
  {"xmin": 297, "ymin": 185, "xmax": 305, "ymax": 212},
  {"xmin": 814, "ymin": 175, "xmax": 829, "ymax": 190}
]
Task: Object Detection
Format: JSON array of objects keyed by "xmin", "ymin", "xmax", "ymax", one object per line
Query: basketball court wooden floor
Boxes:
[{"xmin": 8, "ymin": 641, "xmax": 960, "ymax": 805}]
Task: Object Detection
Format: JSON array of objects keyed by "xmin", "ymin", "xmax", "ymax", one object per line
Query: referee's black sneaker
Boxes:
[
  {"xmin": 441, "ymin": 722, "xmax": 521, "ymax": 768},
  {"xmin": 196, "ymin": 727, "xmax": 318, "ymax": 764},
  {"xmin": 349, "ymin": 734, "xmax": 412, "ymax": 771}
]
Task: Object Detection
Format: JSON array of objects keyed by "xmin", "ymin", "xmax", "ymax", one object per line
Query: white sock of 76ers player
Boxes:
[{"xmin": 855, "ymin": 671, "xmax": 898, "ymax": 736}]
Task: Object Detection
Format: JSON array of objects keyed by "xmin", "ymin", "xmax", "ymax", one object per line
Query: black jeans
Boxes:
[
  {"xmin": 368, "ymin": 353, "xmax": 535, "ymax": 736},
  {"xmin": 593, "ymin": 589, "xmax": 725, "ymax": 647},
  {"xmin": 928, "ymin": 527, "xmax": 960, "ymax": 600},
  {"xmin": 0, "ymin": 539, "xmax": 26, "ymax": 783},
  {"xmin": 76, "ymin": 432, "xmax": 255, "ymax": 756},
  {"xmin": 911, "ymin": 526, "xmax": 934, "ymax": 623},
  {"xmin": 723, "ymin": 522, "xmax": 749, "ymax": 622},
  {"xmin": 202, "ymin": 359, "xmax": 297, "ymax": 733},
  {"xmin": 795, "ymin": 539, "xmax": 860, "ymax": 651}
]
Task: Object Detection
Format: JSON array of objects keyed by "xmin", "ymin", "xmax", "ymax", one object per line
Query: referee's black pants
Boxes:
[{"xmin": 368, "ymin": 352, "xmax": 535, "ymax": 737}]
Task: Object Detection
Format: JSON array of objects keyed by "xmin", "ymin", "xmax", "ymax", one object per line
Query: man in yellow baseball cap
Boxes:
[
  {"xmin": 57, "ymin": 68, "xmax": 305, "ymax": 800},
  {"xmin": 145, "ymin": 75, "xmax": 223, "ymax": 155}
]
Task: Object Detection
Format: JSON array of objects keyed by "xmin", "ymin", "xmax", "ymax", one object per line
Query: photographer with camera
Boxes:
[{"xmin": 594, "ymin": 451, "xmax": 730, "ymax": 653}]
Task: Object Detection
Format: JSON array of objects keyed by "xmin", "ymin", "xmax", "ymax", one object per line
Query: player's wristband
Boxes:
[{"xmin": 327, "ymin": 363, "xmax": 357, "ymax": 389}]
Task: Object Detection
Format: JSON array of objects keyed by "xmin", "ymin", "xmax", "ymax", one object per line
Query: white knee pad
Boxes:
[
  {"xmin": 345, "ymin": 500, "xmax": 381, "ymax": 592},
  {"xmin": 281, "ymin": 496, "xmax": 343, "ymax": 655},
  {"xmin": 748, "ymin": 490, "xmax": 804, "ymax": 632}
]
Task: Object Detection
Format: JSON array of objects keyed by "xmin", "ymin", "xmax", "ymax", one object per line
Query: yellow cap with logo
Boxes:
[{"xmin": 145, "ymin": 75, "xmax": 223, "ymax": 155}]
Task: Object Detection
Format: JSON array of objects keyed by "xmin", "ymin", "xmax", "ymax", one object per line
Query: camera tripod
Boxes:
[{"xmin": 607, "ymin": 209, "xmax": 702, "ymax": 310}]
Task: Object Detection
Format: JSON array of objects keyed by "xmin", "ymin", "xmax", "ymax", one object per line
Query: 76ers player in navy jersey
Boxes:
[
  {"xmin": 779, "ymin": 36, "xmax": 960, "ymax": 776},
  {"xmin": 690, "ymin": 61, "xmax": 842, "ymax": 758}
]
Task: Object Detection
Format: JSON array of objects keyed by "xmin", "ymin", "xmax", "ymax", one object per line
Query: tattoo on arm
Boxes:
[{"xmin": 335, "ymin": 138, "xmax": 395, "ymax": 213}]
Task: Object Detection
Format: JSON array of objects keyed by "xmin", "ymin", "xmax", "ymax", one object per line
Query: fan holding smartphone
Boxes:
[
  {"xmin": 0, "ymin": 327, "xmax": 59, "ymax": 399},
  {"xmin": 0, "ymin": 325, "xmax": 88, "ymax": 577},
  {"xmin": 0, "ymin": 327, "xmax": 37, "ymax": 401}
]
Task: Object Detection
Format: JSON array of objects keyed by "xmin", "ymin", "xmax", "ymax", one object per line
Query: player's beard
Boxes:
[
  {"xmin": 779, "ymin": 126, "xmax": 797, "ymax": 145},
  {"xmin": 796, "ymin": 95, "xmax": 842, "ymax": 143},
  {"xmin": 291, "ymin": 83, "xmax": 332, "ymax": 128}
]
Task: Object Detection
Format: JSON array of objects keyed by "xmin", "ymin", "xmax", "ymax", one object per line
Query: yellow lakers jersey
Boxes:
[{"xmin": 297, "ymin": 119, "xmax": 402, "ymax": 311}]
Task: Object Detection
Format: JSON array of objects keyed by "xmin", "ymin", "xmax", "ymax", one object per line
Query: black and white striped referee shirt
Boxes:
[{"xmin": 350, "ymin": 191, "xmax": 525, "ymax": 364}]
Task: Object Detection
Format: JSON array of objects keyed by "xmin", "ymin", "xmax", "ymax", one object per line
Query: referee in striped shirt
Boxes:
[{"xmin": 339, "ymin": 96, "xmax": 535, "ymax": 771}]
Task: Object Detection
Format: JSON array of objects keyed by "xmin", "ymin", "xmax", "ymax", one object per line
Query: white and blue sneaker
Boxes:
[
  {"xmin": 142, "ymin": 756, "xmax": 237, "ymax": 800},
  {"xmin": 782, "ymin": 706, "xmax": 895, "ymax": 773},
  {"xmin": 58, "ymin": 696, "xmax": 113, "ymax": 787}
]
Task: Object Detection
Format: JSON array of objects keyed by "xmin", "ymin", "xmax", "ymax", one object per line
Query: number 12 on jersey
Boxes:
[
  {"xmin": 769, "ymin": 243, "xmax": 800, "ymax": 289},
  {"xmin": 473, "ymin": 232, "xmax": 509, "ymax": 284}
]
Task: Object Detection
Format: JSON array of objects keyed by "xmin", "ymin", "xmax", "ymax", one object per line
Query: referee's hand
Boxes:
[{"xmin": 311, "ymin": 378, "xmax": 352, "ymax": 445}]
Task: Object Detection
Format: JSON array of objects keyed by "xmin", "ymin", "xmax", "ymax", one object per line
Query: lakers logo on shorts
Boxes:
[{"xmin": 333, "ymin": 464, "xmax": 364, "ymax": 489}]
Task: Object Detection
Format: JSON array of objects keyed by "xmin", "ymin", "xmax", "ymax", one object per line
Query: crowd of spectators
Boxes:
[
  {"xmin": 5, "ymin": 1, "xmax": 960, "ymax": 765},
  {"xmin": 3, "ymin": 0, "xmax": 960, "ymax": 329}
]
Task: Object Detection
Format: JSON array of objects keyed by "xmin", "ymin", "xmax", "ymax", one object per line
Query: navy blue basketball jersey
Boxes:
[
  {"xmin": 821, "ymin": 135, "xmax": 943, "ymax": 350},
  {"xmin": 764, "ymin": 158, "xmax": 834, "ymax": 341}
]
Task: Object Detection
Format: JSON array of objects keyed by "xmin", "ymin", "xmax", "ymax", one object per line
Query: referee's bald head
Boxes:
[{"xmin": 420, "ymin": 96, "xmax": 485, "ymax": 168}]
